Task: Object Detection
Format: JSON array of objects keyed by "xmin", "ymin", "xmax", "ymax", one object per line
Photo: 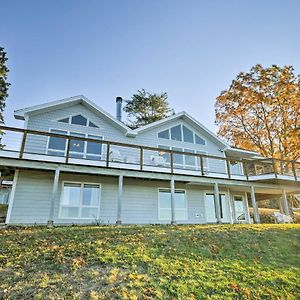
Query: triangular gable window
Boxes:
[
  {"xmin": 56, "ymin": 114, "xmax": 99, "ymax": 128},
  {"xmin": 88, "ymin": 121, "xmax": 98, "ymax": 128},
  {"xmin": 158, "ymin": 124, "xmax": 206, "ymax": 145},
  {"xmin": 71, "ymin": 115, "xmax": 87, "ymax": 126},
  {"xmin": 58, "ymin": 117, "xmax": 70, "ymax": 123}
]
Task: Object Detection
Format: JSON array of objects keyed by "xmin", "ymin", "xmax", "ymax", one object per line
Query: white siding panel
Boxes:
[
  {"xmin": 9, "ymin": 170, "xmax": 208, "ymax": 225},
  {"xmin": 9, "ymin": 170, "xmax": 53, "ymax": 224}
]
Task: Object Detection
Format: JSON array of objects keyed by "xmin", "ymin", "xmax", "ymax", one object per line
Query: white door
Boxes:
[
  {"xmin": 233, "ymin": 195, "xmax": 246, "ymax": 222},
  {"xmin": 220, "ymin": 194, "xmax": 230, "ymax": 223},
  {"xmin": 205, "ymin": 193, "xmax": 216, "ymax": 222}
]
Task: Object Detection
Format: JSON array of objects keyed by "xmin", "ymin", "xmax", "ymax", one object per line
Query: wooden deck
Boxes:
[{"xmin": 0, "ymin": 125, "xmax": 299, "ymax": 183}]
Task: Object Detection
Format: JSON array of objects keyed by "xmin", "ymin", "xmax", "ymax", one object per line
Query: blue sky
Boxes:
[{"xmin": 1, "ymin": 0, "xmax": 299, "ymax": 132}]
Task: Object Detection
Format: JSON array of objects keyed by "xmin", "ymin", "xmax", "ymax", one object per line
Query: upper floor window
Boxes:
[
  {"xmin": 158, "ymin": 124, "xmax": 206, "ymax": 145},
  {"xmin": 57, "ymin": 114, "xmax": 99, "ymax": 128},
  {"xmin": 47, "ymin": 129, "xmax": 103, "ymax": 160}
]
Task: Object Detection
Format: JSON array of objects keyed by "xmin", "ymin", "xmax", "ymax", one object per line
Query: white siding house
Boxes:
[{"xmin": 1, "ymin": 95, "xmax": 299, "ymax": 225}]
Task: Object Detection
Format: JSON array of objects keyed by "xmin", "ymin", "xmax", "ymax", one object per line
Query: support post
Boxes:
[
  {"xmin": 282, "ymin": 189, "xmax": 290, "ymax": 216},
  {"xmin": 5, "ymin": 169, "xmax": 19, "ymax": 224},
  {"xmin": 250, "ymin": 186, "xmax": 260, "ymax": 223},
  {"xmin": 214, "ymin": 182, "xmax": 221, "ymax": 223},
  {"xmin": 244, "ymin": 192, "xmax": 251, "ymax": 224},
  {"xmin": 227, "ymin": 188, "xmax": 234, "ymax": 224},
  {"xmin": 140, "ymin": 147, "xmax": 143, "ymax": 171},
  {"xmin": 226, "ymin": 159, "xmax": 231, "ymax": 179},
  {"xmin": 116, "ymin": 175, "xmax": 123, "ymax": 224},
  {"xmin": 48, "ymin": 168, "xmax": 60, "ymax": 226},
  {"xmin": 19, "ymin": 131, "xmax": 28, "ymax": 159},
  {"xmin": 278, "ymin": 197, "xmax": 284, "ymax": 213},
  {"xmin": 170, "ymin": 175, "xmax": 176, "ymax": 225},
  {"xmin": 106, "ymin": 143, "xmax": 110, "ymax": 168}
]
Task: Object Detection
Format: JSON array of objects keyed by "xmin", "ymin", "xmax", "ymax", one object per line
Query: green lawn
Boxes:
[{"xmin": 0, "ymin": 225, "xmax": 299, "ymax": 299}]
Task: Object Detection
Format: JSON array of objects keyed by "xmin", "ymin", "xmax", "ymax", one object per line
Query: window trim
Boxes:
[
  {"xmin": 59, "ymin": 181, "xmax": 101, "ymax": 219},
  {"xmin": 157, "ymin": 123, "xmax": 206, "ymax": 146},
  {"xmin": 54, "ymin": 113, "xmax": 100, "ymax": 128},
  {"xmin": 158, "ymin": 188, "xmax": 187, "ymax": 221},
  {"xmin": 46, "ymin": 128, "xmax": 103, "ymax": 160}
]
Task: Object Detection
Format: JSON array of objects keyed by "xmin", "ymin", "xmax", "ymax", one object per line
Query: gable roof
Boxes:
[
  {"xmin": 133, "ymin": 111, "xmax": 230, "ymax": 148},
  {"xmin": 14, "ymin": 94, "xmax": 259, "ymax": 157},
  {"xmin": 14, "ymin": 95, "xmax": 137, "ymax": 137}
]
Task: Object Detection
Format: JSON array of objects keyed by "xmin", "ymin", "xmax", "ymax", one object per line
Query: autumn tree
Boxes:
[
  {"xmin": 123, "ymin": 89, "xmax": 174, "ymax": 128},
  {"xmin": 0, "ymin": 47, "xmax": 10, "ymax": 148},
  {"xmin": 0, "ymin": 47, "xmax": 9, "ymax": 124},
  {"xmin": 215, "ymin": 64, "xmax": 300, "ymax": 161}
]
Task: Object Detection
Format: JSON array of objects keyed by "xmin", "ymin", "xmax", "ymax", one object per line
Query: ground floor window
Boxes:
[
  {"xmin": 158, "ymin": 189, "xmax": 187, "ymax": 220},
  {"xmin": 59, "ymin": 182, "xmax": 100, "ymax": 219}
]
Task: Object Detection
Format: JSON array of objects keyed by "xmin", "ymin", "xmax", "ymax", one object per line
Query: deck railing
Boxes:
[{"xmin": 0, "ymin": 125, "xmax": 299, "ymax": 181}]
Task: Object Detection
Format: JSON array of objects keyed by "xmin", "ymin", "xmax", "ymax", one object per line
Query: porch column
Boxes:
[
  {"xmin": 48, "ymin": 168, "xmax": 60, "ymax": 226},
  {"xmin": 214, "ymin": 183, "xmax": 221, "ymax": 223},
  {"xmin": 244, "ymin": 192, "xmax": 251, "ymax": 224},
  {"xmin": 282, "ymin": 189, "xmax": 290, "ymax": 216},
  {"xmin": 227, "ymin": 188, "xmax": 234, "ymax": 224},
  {"xmin": 250, "ymin": 185, "xmax": 260, "ymax": 223},
  {"xmin": 278, "ymin": 197, "xmax": 284, "ymax": 213},
  {"xmin": 116, "ymin": 175, "xmax": 123, "ymax": 224},
  {"xmin": 170, "ymin": 175, "xmax": 176, "ymax": 225}
]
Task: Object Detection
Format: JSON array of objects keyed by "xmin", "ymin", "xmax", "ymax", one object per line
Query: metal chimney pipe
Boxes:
[{"xmin": 116, "ymin": 97, "xmax": 123, "ymax": 121}]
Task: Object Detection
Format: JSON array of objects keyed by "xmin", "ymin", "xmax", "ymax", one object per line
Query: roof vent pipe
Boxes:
[{"xmin": 116, "ymin": 97, "xmax": 123, "ymax": 122}]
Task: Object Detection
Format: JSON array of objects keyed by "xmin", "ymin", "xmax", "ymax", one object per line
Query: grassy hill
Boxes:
[{"xmin": 0, "ymin": 224, "xmax": 299, "ymax": 299}]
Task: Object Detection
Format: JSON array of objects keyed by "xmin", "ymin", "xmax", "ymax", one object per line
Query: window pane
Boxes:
[
  {"xmin": 47, "ymin": 150, "xmax": 65, "ymax": 157},
  {"xmin": 175, "ymin": 192, "xmax": 186, "ymax": 209},
  {"xmin": 170, "ymin": 125, "xmax": 182, "ymax": 141},
  {"xmin": 70, "ymin": 132, "xmax": 85, "ymax": 153},
  {"xmin": 48, "ymin": 130, "xmax": 67, "ymax": 151},
  {"xmin": 195, "ymin": 134, "xmax": 205, "ymax": 145},
  {"xmin": 83, "ymin": 184, "xmax": 100, "ymax": 206},
  {"xmin": 159, "ymin": 209, "xmax": 171, "ymax": 220},
  {"xmin": 71, "ymin": 115, "xmax": 87, "ymax": 126},
  {"xmin": 184, "ymin": 149, "xmax": 196, "ymax": 166},
  {"xmin": 58, "ymin": 117, "xmax": 69, "ymax": 123},
  {"xmin": 159, "ymin": 190, "xmax": 171, "ymax": 208},
  {"xmin": 183, "ymin": 126, "xmax": 194, "ymax": 143},
  {"xmin": 86, "ymin": 155, "xmax": 102, "ymax": 161},
  {"xmin": 81, "ymin": 207, "xmax": 99, "ymax": 218},
  {"xmin": 60, "ymin": 207, "xmax": 79, "ymax": 218},
  {"xmin": 62, "ymin": 183, "xmax": 81, "ymax": 206},
  {"xmin": 158, "ymin": 145, "xmax": 170, "ymax": 163},
  {"xmin": 175, "ymin": 210, "xmax": 186, "ymax": 220},
  {"xmin": 173, "ymin": 147, "xmax": 183, "ymax": 165},
  {"xmin": 69, "ymin": 153, "xmax": 84, "ymax": 159},
  {"xmin": 89, "ymin": 121, "xmax": 98, "ymax": 128},
  {"xmin": 87, "ymin": 135, "xmax": 102, "ymax": 155},
  {"xmin": 158, "ymin": 129, "xmax": 169, "ymax": 139}
]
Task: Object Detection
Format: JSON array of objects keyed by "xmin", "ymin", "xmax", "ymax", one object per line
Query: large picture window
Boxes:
[
  {"xmin": 47, "ymin": 129, "xmax": 103, "ymax": 160},
  {"xmin": 158, "ymin": 145, "xmax": 208, "ymax": 170},
  {"xmin": 60, "ymin": 182, "xmax": 100, "ymax": 219},
  {"xmin": 158, "ymin": 189, "xmax": 187, "ymax": 220}
]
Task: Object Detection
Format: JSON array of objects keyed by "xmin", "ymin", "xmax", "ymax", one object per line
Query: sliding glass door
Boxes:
[{"xmin": 204, "ymin": 192, "xmax": 230, "ymax": 223}]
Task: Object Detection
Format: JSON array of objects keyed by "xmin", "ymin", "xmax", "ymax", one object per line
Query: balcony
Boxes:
[{"xmin": 0, "ymin": 126, "xmax": 299, "ymax": 182}]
